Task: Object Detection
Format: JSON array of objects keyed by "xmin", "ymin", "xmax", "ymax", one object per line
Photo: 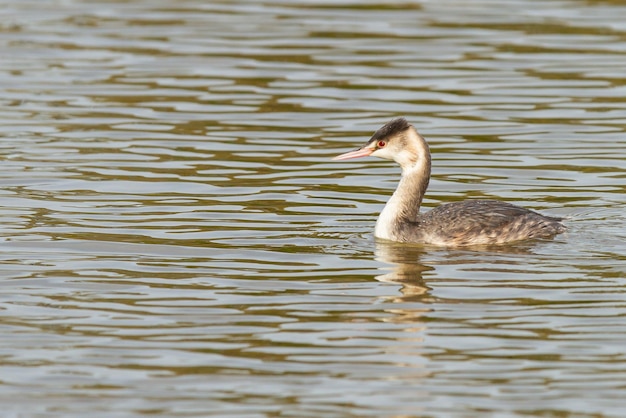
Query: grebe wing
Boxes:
[{"xmin": 420, "ymin": 199, "xmax": 563, "ymax": 244}]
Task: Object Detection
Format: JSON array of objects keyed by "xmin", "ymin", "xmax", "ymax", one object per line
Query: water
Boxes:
[{"xmin": 1, "ymin": 0, "xmax": 625, "ymax": 416}]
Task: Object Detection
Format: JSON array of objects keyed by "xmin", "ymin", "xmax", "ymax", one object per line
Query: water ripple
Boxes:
[{"xmin": 0, "ymin": 0, "xmax": 625, "ymax": 417}]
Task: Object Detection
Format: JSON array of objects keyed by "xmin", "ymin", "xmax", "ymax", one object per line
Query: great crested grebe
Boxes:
[{"xmin": 333, "ymin": 117, "xmax": 565, "ymax": 246}]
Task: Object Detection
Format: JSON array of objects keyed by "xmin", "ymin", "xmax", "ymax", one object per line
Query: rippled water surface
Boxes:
[{"xmin": 1, "ymin": 0, "xmax": 626, "ymax": 416}]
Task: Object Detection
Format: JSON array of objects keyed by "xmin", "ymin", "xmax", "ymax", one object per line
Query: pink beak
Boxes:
[{"xmin": 332, "ymin": 146, "xmax": 374, "ymax": 161}]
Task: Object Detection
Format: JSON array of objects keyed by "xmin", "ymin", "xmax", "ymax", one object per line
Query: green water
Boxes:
[{"xmin": 0, "ymin": 0, "xmax": 625, "ymax": 416}]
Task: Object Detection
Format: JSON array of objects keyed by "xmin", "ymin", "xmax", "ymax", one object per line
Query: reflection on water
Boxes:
[
  {"xmin": 1, "ymin": 0, "xmax": 626, "ymax": 416},
  {"xmin": 374, "ymin": 242, "xmax": 432, "ymax": 297}
]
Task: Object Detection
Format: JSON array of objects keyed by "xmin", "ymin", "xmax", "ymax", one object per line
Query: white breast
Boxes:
[{"xmin": 374, "ymin": 195, "xmax": 401, "ymax": 241}]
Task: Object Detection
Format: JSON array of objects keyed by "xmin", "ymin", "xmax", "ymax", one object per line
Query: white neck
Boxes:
[{"xmin": 374, "ymin": 129, "xmax": 431, "ymax": 241}]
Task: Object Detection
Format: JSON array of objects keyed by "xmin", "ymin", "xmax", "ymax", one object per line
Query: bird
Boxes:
[{"xmin": 333, "ymin": 117, "xmax": 566, "ymax": 246}]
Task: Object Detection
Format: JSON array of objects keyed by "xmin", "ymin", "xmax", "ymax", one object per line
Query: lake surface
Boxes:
[{"xmin": 1, "ymin": 0, "xmax": 625, "ymax": 416}]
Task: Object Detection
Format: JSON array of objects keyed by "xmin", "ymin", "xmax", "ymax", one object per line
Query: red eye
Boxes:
[{"xmin": 377, "ymin": 141, "xmax": 386, "ymax": 148}]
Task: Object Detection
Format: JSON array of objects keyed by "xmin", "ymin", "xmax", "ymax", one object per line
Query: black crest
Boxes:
[{"xmin": 368, "ymin": 117, "xmax": 411, "ymax": 144}]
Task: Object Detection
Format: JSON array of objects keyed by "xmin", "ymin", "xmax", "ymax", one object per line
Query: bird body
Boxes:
[{"xmin": 334, "ymin": 118, "xmax": 565, "ymax": 246}]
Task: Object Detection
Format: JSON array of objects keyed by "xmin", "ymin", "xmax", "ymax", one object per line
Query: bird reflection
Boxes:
[{"xmin": 373, "ymin": 241, "xmax": 435, "ymax": 323}]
